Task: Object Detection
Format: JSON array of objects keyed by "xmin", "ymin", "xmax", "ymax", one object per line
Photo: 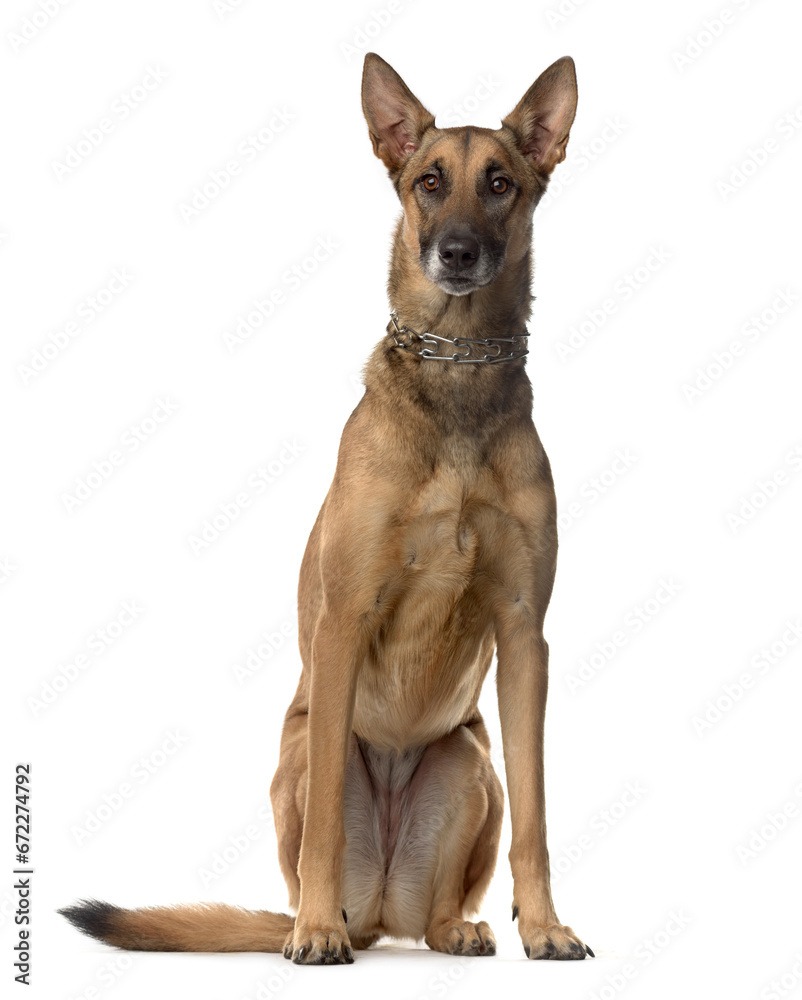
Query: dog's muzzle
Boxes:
[
  {"xmin": 422, "ymin": 230, "xmax": 504, "ymax": 296},
  {"xmin": 438, "ymin": 234, "xmax": 480, "ymax": 272}
]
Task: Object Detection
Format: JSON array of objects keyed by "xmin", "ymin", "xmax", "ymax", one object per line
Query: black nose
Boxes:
[{"xmin": 438, "ymin": 234, "xmax": 480, "ymax": 271}]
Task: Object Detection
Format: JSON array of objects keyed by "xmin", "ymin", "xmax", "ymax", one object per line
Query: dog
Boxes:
[{"xmin": 61, "ymin": 52, "xmax": 593, "ymax": 965}]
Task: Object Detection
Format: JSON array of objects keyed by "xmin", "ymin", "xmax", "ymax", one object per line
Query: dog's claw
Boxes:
[
  {"xmin": 294, "ymin": 946, "xmax": 306, "ymax": 964},
  {"xmin": 520, "ymin": 925, "xmax": 587, "ymax": 961},
  {"xmin": 344, "ymin": 945, "xmax": 354, "ymax": 963},
  {"xmin": 586, "ymin": 944, "xmax": 595, "ymax": 957},
  {"xmin": 342, "ymin": 908, "xmax": 347, "ymax": 923},
  {"xmin": 512, "ymin": 905, "xmax": 519, "ymax": 921}
]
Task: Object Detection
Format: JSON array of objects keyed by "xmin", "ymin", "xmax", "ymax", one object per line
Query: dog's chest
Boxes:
[
  {"xmin": 353, "ymin": 461, "xmax": 526, "ymax": 749},
  {"xmin": 400, "ymin": 466, "xmax": 499, "ymax": 576}
]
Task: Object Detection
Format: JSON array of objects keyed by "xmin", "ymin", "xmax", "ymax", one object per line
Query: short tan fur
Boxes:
[{"xmin": 61, "ymin": 52, "xmax": 592, "ymax": 966}]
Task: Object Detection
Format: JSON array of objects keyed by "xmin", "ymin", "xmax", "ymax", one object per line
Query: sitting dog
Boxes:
[{"xmin": 61, "ymin": 52, "xmax": 592, "ymax": 966}]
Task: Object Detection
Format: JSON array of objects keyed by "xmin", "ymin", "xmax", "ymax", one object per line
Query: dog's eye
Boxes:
[
  {"xmin": 421, "ymin": 175, "xmax": 440, "ymax": 192},
  {"xmin": 491, "ymin": 178, "xmax": 509, "ymax": 194}
]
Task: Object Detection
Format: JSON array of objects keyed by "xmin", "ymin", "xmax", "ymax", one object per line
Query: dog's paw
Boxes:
[
  {"xmin": 425, "ymin": 918, "xmax": 496, "ymax": 956},
  {"xmin": 513, "ymin": 910, "xmax": 592, "ymax": 960},
  {"xmin": 283, "ymin": 920, "xmax": 353, "ymax": 965}
]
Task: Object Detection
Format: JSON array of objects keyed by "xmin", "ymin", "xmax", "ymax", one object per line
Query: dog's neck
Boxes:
[{"xmin": 363, "ymin": 220, "xmax": 535, "ymax": 438}]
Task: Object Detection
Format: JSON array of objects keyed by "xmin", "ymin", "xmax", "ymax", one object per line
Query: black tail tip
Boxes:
[{"xmin": 58, "ymin": 900, "xmax": 121, "ymax": 943}]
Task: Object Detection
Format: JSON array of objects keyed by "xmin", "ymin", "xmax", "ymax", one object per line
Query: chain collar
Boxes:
[{"xmin": 390, "ymin": 312, "xmax": 529, "ymax": 364}]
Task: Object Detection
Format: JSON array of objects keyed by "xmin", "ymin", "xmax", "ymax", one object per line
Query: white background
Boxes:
[{"xmin": 3, "ymin": 0, "xmax": 801, "ymax": 998}]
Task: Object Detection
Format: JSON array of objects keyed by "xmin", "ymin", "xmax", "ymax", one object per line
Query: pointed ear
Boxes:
[
  {"xmin": 361, "ymin": 53, "xmax": 435, "ymax": 175},
  {"xmin": 502, "ymin": 56, "xmax": 578, "ymax": 177}
]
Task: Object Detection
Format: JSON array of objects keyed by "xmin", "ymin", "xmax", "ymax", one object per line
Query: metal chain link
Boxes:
[{"xmin": 389, "ymin": 312, "xmax": 529, "ymax": 364}]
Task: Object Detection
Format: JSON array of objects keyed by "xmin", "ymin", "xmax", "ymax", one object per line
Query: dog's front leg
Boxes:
[
  {"xmin": 496, "ymin": 624, "xmax": 592, "ymax": 960},
  {"xmin": 287, "ymin": 611, "xmax": 366, "ymax": 965}
]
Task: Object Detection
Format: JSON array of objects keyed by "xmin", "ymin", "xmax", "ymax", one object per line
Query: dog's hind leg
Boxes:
[
  {"xmin": 271, "ymin": 721, "xmax": 385, "ymax": 954},
  {"xmin": 419, "ymin": 719, "xmax": 503, "ymax": 956},
  {"xmin": 273, "ymin": 714, "xmax": 504, "ymax": 956},
  {"xmin": 360, "ymin": 718, "xmax": 503, "ymax": 955},
  {"xmin": 269, "ymin": 710, "xmax": 307, "ymax": 913}
]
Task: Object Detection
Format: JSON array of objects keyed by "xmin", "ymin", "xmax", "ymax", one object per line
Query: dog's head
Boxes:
[{"xmin": 362, "ymin": 54, "xmax": 577, "ymax": 297}]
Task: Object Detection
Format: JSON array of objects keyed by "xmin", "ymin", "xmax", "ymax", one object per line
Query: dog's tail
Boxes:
[{"xmin": 58, "ymin": 899, "xmax": 294, "ymax": 952}]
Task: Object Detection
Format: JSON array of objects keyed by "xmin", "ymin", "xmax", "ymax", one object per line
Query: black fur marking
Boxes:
[{"xmin": 58, "ymin": 900, "xmax": 120, "ymax": 943}]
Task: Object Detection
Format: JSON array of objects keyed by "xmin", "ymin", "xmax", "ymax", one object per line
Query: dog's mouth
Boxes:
[
  {"xmin": 432, "ymin": 273, "xmax": 492, "ymax": 296},
  {"xmin": 421, "ymin": 244, "xmax": 506, "ymax": 297}
]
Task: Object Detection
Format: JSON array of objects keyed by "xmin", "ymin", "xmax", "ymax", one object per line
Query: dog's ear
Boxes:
[
  {"xmin": 362, "ymin": 53, "xmax": 435, "ymax": 175},
  {"xmin": 502, "ymin": 56, "xmax": 578, "ymax": 177}
]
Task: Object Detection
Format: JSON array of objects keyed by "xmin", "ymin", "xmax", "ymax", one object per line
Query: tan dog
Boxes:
[{"xmin": 61, "ymin": 52, "xmax": 593, "ymax": 965}]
